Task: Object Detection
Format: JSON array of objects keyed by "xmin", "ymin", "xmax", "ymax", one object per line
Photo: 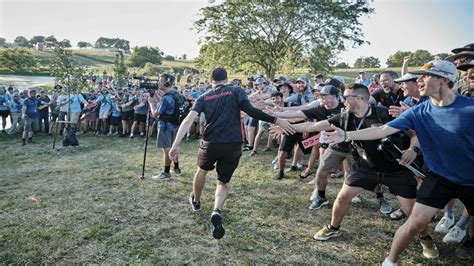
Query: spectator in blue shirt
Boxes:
[
  {"xmin": 7, "ymin": 92, "xmax": 23, "ymax": 134},
  {"xmin": 0, "ymin": 87, "xmax": 10, "ymax": 132},
  {"xmin": 21, "ymin": 89, "xmax": 40, "ymax": 145}
]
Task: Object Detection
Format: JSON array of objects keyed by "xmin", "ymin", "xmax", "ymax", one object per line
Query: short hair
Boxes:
[
  {"xmin": 380, "ymin": 70, "xmax": 399, "ymax": 80},
  {"xmin": 160, "ymin": 73, "xmax": 175, "ymax": 87},
  {"xmin": 271, "ymin": 91, "xmax": 283, "ymax": 98},
  {"xmin": 347, "ymin": 83, "xmax": 370, "ymax": 100}
]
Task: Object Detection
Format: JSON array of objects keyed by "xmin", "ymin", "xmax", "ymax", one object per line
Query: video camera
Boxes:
[{"xmin": 133, "ymin": 76, "xmax": 159, "ymax": 90}]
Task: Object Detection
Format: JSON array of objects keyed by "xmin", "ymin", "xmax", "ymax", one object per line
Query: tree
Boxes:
[
  {"xmin": 0, "ymin": 38, "xmax": 7, "ymax": 48},
  {"xmin": 164, "ymin": 55, "xmax": 175, "ymax": 61},
  {"xmin": 94, "ymin": 37, "xmax": 130, "ymax": 51},
  {"xmin": 308, "ymin": 44, "xmax": 336, "ymax": 74},
  {"xmin": 113, "ymin": 51, "xmax": 128, "ymax": 87},
  {"xmin": 411, "ymin": 49, "xmax": 432, "ymax": 66},
  {"xmin": 181, "ymin": 54, "xmax": 187, "ymax": 60},
  {"xmin": 127, "ymin": 46, "xmax": 163, "ymax": 68},
  {"xmin": 77, "ymin": 41, "xmax": 92, "ymax": 48},
  {"xmin": 433, "ymin": 53, "xmax": 450, "ymax": 60},
  {"xmin": 30, "ymin": 35, "xmax": 45, "ymax": 46},
  {"xmin": 49, "ymin": 46, "xmax": 87, "ymax": 89},
  {"xmin": 194, "ymin": 1, "xmax": 372, "ymax": 79},
  {"xmin": 60, "ymin": 39, "xmax": 72, "ymax": 48},
  {"xmin": 335, "ymin": 62, "xmax": 350, "ymax": 69},
  {"xmin": 13, "ymin": 36, "xmax": 30, "ymax": 48},
  {"xmin": 386, "ymin": 51, "xmax": 412, "ymax": 67},
  {"xmin": 354, "ymin": 56, "xmax": 380, "ymax": 68},
  {"xmin": 45, "ymin": 35, "xmax": 58, "ymax": 44},
  {"xmin": 0, "ymin": 48, "xmax": 39, "ymax": 72}
]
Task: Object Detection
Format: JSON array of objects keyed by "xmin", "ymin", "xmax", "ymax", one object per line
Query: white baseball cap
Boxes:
[
  {"xmin": 410, "ymin": 60, "xmax": 457, "ymax": 83},
  {"xmin": 394, "ymin": 73, "xmax": 420, "ymax": 83}
]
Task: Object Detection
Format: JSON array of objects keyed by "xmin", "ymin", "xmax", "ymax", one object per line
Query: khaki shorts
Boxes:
[
  {"xmin": 317, "ymin": 147, "xmax": 354, "ymax": 173},
  {"xmin": 69, "ymin": 112, "xmax": 80, "ymax": 123},
  {"xmin": 24, "ymin": 117, "xmax": 39, "ymax": 132}
]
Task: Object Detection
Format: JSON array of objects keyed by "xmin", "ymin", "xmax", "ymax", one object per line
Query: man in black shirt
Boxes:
[
  {"xmin": 372, "ymin": 71, "xmax": 405, "ymax": 108},
  {"xmin": 37, "ymin": 90, "xmax": 50, "ymax": 133},
  {"xmin": 169, "ymin": 67, "xmax": 293, "ymax": 239}
]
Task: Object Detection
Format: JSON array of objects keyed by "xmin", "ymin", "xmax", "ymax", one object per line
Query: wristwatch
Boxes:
[{"xmin": 408, "ymin": 146, "xmax": 421, "ymax": 155}]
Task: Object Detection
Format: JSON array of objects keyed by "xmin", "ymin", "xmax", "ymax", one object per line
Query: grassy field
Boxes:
[{"xmin": 0, "ymin": 133, "xmax": 467, "ymax": 264}]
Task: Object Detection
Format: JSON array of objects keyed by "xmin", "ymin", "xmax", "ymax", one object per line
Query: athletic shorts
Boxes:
[
  {"xmin": 0, "ymin": 110, "xmax": 9, "ymax": 118},
  {"xmin": 199, "ymin": 113, "xmax": 206, "ymax": 124},
  {"xmin": 156, "ymin": 128, "xmax": 177, "ymax": 149},
  {"xmin": 99, "ymin": 110, "xmax": 110, "ymax": 119},
  {"xmin": 243, "ymin": 116, "xmax": 251, "ymax": 126},
  {"xmin": 111, "ymin": 116, "xmax": 121, "ymax": 126},
  {"xmin": 417, "ymin": 171, "xmax": 474, "ymax": 215},
  {"xmin": 24, "ymin": 117, "xmax": 39, "ymax": 132},
  {"xmin": 59, "ymin": 111, "xmax": 67, "ymax": 121},
  {"xmin": 121, "ymin": 110, "xmax": 133, "ymax": 121},
  {"xmin": 249, "ymin": 118, "xmax": 259, "ymax": 127},
  {"xmin": 258, "ymin": 121, "xmax": 271, "ymax": 132},
  {"xmin": 197, "ymin": 141, "xmax": 242, "ymax": 184},
  {"xmin": 50, "ymin": 113, "xmax": 59, "ymax": 122},
  {"xmin": 134, "ymin": 113, "xmax": 146, "ymax": 123},
  {"xmin": 279, "ymin": 133, "xmax": 312, "ymax": 155},
  {"xmin": 345, "ymin": 163, "xmax": 417, "ymax": 199},
  {"xmin": 317, "ymin": 147, "xmax": 354, "ymax": 173}
]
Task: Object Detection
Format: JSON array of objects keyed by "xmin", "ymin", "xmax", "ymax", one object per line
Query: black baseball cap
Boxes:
[{"xmin": 211, "ymin": 67, "xmax": 228, "ymax": 82}]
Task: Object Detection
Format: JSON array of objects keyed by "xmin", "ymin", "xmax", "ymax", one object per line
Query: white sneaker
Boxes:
[
  {"xmin": 271, "ymin": 157, "xmax": 278, "ymax": 165},
  {"xmin": 435, "ymin": 216, "xmax": 455, "ymax": 233},
  {"xmin": 443, "ymin": 226, "xmax": 466, "ymax": 243},
  {"xmin": 382, "ymin": 258, "xmax": 398, "ymax": 266},
  {"xmin": 296, "ymin": 162, "xmax": 304, "ymax": 170},
  {"xmin": 351, "ymin": 196, "xmax": 361, "ymax": 204},
  {"xmin": 310, "ymin": 188, "xmax": 318, "ymax": 201},
  {"xmin": 308, "ymin": 178, "xmax": 316, "ymax": 185}
]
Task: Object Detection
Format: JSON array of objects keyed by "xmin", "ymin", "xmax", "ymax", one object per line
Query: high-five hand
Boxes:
[{"xmin": 322, "ymin": 124, "xmax": 345, "ymax": 144}]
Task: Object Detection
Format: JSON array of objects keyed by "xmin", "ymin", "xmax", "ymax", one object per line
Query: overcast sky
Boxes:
[{"xmin": 0, "ymin": 0, "xmax": 472, "ymax": 67}]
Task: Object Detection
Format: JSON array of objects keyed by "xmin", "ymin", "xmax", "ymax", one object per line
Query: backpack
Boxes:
[{"xmin": 160, "ymin": 91, "xmax": 190, "ymax": 125}]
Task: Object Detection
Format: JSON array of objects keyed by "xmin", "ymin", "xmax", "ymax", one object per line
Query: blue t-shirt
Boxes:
[
  {"xmin": 96, "ymin": 94, "xmax": 112, "ymax": 111},
  {"xmin": 134, "ymin": 96, "xmax": 148, "ymax": 115},
  {"xmin": 387, "ymin": 96, "xmax": 474, "ymax": 186},
  {"xmin": 9, "ymin": 98, "xmax": 24, "ymax": 113},
  {"xmin": 23, "ymin": 97, "xmax": 40, "ymax": 119},
  {"xmin": 0, "ymin": 94, "xmax": 9, "ymax": 111},
  {"xmin": 111, "ymin": 102, "xmax": 121, "ymax": 117},
  {"xmin": 191, "ymin": 91, "xmax": 202, "ymax": 99},
  {"xmin": 403, "ymin": 96, "xmax": 429, "ymax": 107},
  {"xmin": 192, "ymin": 85, "xmax": 248, "ymax": 143},
  {"xmin": 157, "ymin": 93, "xmax": 178, "ymax": 131},
  {"xmin": 70, "ymin": 94, "xmax": 85, "ymax": 113}
]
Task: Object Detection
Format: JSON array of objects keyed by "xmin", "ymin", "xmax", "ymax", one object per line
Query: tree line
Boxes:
[{"xmin": 0, "ymin": 36, "xmax": 131, "ymax": 52}]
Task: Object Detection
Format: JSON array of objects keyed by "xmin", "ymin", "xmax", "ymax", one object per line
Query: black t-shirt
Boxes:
[
  {"xmin": 328, "ymin": 106, "xmax": 406, "ymax": 172},
  {"xmin": 192, "ymin": 85, "xmax": 249, "ymax": 143},
  {"xmin": 302, "ymin": 102, "xmax": 351, "ymax": 153},
  {"xmin": 372, "ymin": 88, "xmax": 405, "ymax": 108},
  {"xmin": 38, "ymin": 96, "xmax": 50, "ymax": 114}
]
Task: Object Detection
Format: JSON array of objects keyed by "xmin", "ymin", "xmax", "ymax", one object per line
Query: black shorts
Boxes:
[
  {"xmin": 121, "ymin": 110, "xmax": 133, "ymax": 121},
  {"xmin": 417, "ymin": 171, "xmax": 474, "ymax": 215},
  {"xmin": 0, "ymin": 110, "xmax": 9, "ymax": 118},
  {"xmin": 111, "ymin": 116, "xmax": 121, "ymax": 126},
  {"xmin": 249, "ymin": 118, "xmax": 259, "ymax": 127},
  {"xmin": 279, "ymin": 133, "xmax": 312, "ymax": 155},
  {"xmin": 345, "ymin": 163, "xmax": 418, "ymax": 199},
  {"xmin": 197, "ymin": 141, "xmax": 242, "ymax": 184},
  {"xmin": 134, "ymin": 113, "xmax": 146, "ymax": 123}
]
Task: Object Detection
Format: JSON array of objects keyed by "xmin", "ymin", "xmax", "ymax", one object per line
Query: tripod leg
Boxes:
[
  {"xmin": 52, "ymin": 121, "xmax": 59, "ymax": 149},
  {"xmin": 141, "ymin": 111, "xmax": 151, "ymax": 179}
]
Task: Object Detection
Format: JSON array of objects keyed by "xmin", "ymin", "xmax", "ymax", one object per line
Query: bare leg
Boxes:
[
  {"xmin": 330, "ymin": 184, "xmax": 364, "ymax": 227},
  {"xmin": 193, "ymin": 168, "xmax": 208, "ymax": 202},
  {"xmin": 214, "ymin": 181, "xmax": 229, "ymax": 210}
]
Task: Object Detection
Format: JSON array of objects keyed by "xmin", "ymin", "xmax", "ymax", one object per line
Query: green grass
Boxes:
[{"xmin": 0, "ymin": 133, "xmax": 466, "ymax": 264}]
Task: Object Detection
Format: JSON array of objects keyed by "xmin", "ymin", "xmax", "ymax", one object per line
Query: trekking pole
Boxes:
[{"xmin": 140, "ymin": 108, "xmax": 151, "ymax": 179}]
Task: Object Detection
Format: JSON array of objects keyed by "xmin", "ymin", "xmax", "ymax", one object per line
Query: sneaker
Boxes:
[
  {"xmin": 296, "ymin": 163, "xmax": 304, "ymax": 170},
  {"xmin": 309, "ymin": 196, "xmax": 329, "ymax": 210},
  {"xmin": 455, "ymin": 236, "xmax": 474, "ymax": 260},
  {"xmin": 273, "ymin": 164, "xmax": 279, "ymax": 170},
  {"xmin": 310, "ymin": 188, "xmax": 318, "ymax": 201},
  {"xmin": 129, "ymin": 134, "xmax": 134, "ymax": 139},
  {"xmin": 443, "ymin": 226, "xmax": 466, "ymax": 243},
  {"xmin": 271, "ymin": 157, "xmax": 278, "ymax": 165},
  {"xmin": 435, "ymin": 216, "xmax": 455, "ymax": 233},
  {"xmin": 188, "ymin": 192, "xmax": 201, "ymax": 212},
  {"xmin": 285, "ymin": 165, "xmax": 298, "ymax": 173},
  {"xmin": 308, "ymin": 178, "xmax": 317, "ymax": 186},
  {"xmin": 249, "ymin": 150, "xmax": 257, "ymax": 157},
  {"xmin": 242, "ymin": 145, "xmax": 252, "ymax": 151},
  {"xmin": 151, "ymin": 172, "xmax": 171, "ymax": 181},
  {"xmin": 351, "ymin": 196, "xmax": 362, "ymax": 204},
  {"xmin": 313, "ymin": 225, "xmax": 341, "ymax": 241},
  {"xmin": 211, "ymin": 209, "xmax": 225, "ymax": 239},
  {"xmin": 382, "ymin": 258, "xmax": 398, "ymax": 266},
  {"xmin": 262, "ymin": 147, "xmax": 271, "ymax": 152},
  {"xmin": 419, "ymin": 235, "xmax": 439, "ymax": 259},
  {"xmin": 173, "ymin": 167, "xmax": 182, "ymax": 176},
  {"xmin": 107, "ymin": 132, "xmax": 113, "ymax": 136},
  {"xmin": 378, "ymin": 197, "xmax": 392, "ymax": 214},
  {"xmin": 273, "ymin": 171, "xmax": 284, "ymax": 180}
]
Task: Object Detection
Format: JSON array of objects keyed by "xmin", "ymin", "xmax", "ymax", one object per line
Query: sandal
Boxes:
[
  {"xmin": 390, "ymin": 208, "xmax": 406, "ymax": 220},
  {"xmin": 299, "ymin": 169, "xmax": 313, "ymax": 179}
]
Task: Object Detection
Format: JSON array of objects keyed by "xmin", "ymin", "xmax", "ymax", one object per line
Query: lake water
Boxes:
[{"xmin": 0, "ymin": 74, "xmax": 55, "ymax": 89}]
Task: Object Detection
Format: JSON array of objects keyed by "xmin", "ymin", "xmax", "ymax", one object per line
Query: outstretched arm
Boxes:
[{"xmin": 324, "ymin": 124, "xmax": 401, "ymax": 144}]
